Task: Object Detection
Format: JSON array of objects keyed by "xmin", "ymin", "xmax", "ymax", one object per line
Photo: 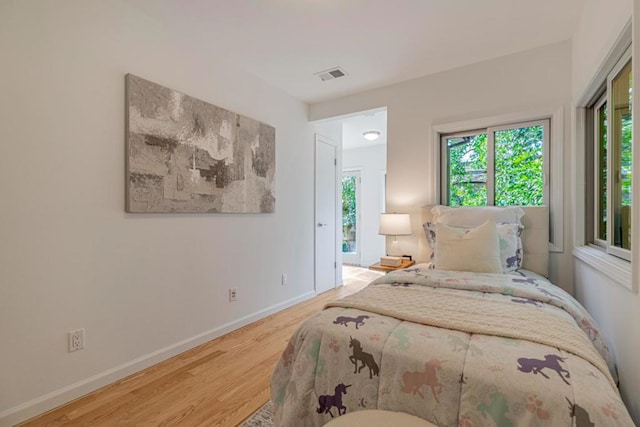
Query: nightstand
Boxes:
[{"xmin": 368, "ymin": 259, "xmax": 415, "ymax": 273}]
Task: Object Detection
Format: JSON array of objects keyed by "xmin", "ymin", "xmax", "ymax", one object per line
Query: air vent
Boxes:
[{"xmin": 314, "ymin": 67, "xmax": 349, "ymax": 82}]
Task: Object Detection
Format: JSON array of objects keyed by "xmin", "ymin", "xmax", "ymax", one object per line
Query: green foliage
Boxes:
[
  {"xmin": 447, "ymin": 125, "xmax": 544, "ymax": 207},
  {"xmin": 620, "ymin": 111, "xmax": 632, "ymax": 207},
  {"xmin": 342, "ymin": 176, "xmax": 357, "ymax": 253},
  {"xmin": 619, "ymin": 68, "xmax": 633, "ymax": 208},
  {"xmin": 494, "ymin": 126, "xmax": 544, "ymax": 206},
  {"xmin": 610, "ymin": 66, "xmax": 632, "ymax": 249},
  {"xmin": 342, "ymin": 176, "xmax": 356, "ymax": 226},
  {"xmin": 597, "ymin": 104, "xmax": 608, "ymax": 240},
  {"xmin": 448, "ymin": 134, "xmax": 487, "ymax": 206}
]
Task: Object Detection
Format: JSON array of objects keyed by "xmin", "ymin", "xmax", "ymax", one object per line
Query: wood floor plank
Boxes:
[{"xmin": 19, "ymin": 271, "xmax": 375, "ymax": 427}]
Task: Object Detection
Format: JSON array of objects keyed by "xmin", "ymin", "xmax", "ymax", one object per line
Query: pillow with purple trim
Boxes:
[{"xmin": 423, "ymin": 221, "xmax": 523, "ymax": 273}]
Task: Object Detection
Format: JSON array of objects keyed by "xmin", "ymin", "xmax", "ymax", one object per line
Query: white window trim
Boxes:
[
  {"xmin": 439, "ymin": 128, "xmax": 488, "ymax": 206},
  {"xmin": 432, "ymin": 107, "xmax": 564, "ymax": 252},
  {"xmin": 573, "ymin": 18, "xmax": 637, "ymax": 293},
  {"xmin": 573, "ymin": 245, "xmax": 631, "ymax": 289},
  {"xmin": 441, "ymin": 119, "xmax": 549, "ymax": 207}
]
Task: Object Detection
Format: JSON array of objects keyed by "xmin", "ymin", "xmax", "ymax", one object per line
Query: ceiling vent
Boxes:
[{"xmin": 314, "ymin": 67, "xmax": 348, "ymax": 82}]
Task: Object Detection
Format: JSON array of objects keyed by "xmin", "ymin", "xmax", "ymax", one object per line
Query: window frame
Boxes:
[
  {"xmin": 440, "ymin": 128, "xmax": 487, "ymax": 207},
  {"xmin": 607, "ymin": 48, "xmax": 632, "ymax": 260},
  {"xmin": 433, "ymin": 108, "xmax": 564, "ymax": 252},
  {"xmin": 592, "ymin": 93, "xmax": 608, "ymax": 249},
  {"xmin": 573, "ymin": 19, "xmax": 636, "ymax": 293},
  {"xmin": 589, "ymin": 47, "xmax": 632, "ymax": 261},
  {"xmin": 440, "ymin": 119, "xmax": 550, "ymax": 208}
]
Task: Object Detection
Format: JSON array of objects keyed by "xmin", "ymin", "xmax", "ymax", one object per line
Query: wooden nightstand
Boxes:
[{"xmin": 368, "ymin": 259, "xmax": 415, "ymax": 273}]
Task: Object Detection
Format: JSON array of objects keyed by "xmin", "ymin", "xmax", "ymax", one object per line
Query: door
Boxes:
[
  {"xmin": 315, "ymin": 135, "xmax": 337, "ymax": 294},
  {"xmin": 341, "ymin": 170, "xmax": 361, "ymax": 265}
]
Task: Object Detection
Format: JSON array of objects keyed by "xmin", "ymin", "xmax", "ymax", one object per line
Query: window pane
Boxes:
[
  {"xmin": 341, "ymin": 175, "xmax": 356, "ymax": 253},
  {"xmin": 494, "ymin": 125, "xmax": 544, "ymax": 206},
  {"xmin": 447, "ymin": 134, "xmax": 487, "ymax": 206},
  {"xmin": 611, "ymin": 59, "xmax": 632, "ymax": 250},
  {"xmin": 597, "ymin": 103, "xmax": 607, "ymax": 241}
]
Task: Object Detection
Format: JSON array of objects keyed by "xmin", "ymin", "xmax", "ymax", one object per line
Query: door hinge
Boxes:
[
  {"xmin": 334, "ymin": 262, "xmax": 337, "ymax": 268},
  {"xmin": 334, "ymin": 158, "xmax": 337, "ymax": 166}
]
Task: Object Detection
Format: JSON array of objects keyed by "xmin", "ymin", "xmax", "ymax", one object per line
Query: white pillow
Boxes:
[
  {"xmin": 431, "ymin": 205, "xmax": 525, "ymax": 227},
  {"xmin": 435, "ymin": 220, "xmax": 502, "ymax": 274}
]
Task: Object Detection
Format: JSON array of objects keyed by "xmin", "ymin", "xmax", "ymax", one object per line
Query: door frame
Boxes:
[{"xmin": 314, "ymin": 134, "xmax": 340, "ymax": 293}]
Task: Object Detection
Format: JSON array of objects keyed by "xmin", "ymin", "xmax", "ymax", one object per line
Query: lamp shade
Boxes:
[{"xmin": 379, "ymin": 213, "xmax": 412, "ymax": 236}]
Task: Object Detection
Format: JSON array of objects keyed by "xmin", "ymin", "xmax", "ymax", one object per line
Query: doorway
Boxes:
[
  {"xmin": 313, "ymin": 107, "xmax": 387, "ymax": 283},
  {"xmin": 314, "ymin": 135, "xmax": 338, "ymax": 294}
]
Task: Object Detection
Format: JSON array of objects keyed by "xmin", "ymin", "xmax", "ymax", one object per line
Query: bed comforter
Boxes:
[{"xmin": 270, "ymin": 267, "xmax": 634, "ymax": 426}]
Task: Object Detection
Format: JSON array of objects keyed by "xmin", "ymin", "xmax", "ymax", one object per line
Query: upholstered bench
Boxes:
[{"xmin": 324, "ymin": 410, "xmax": 437, "ymax": 426}]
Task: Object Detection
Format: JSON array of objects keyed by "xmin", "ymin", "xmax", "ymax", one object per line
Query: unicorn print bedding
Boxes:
[{"xmin": 270, "ymin": 267, "xmax": 634, "ymax": 426}]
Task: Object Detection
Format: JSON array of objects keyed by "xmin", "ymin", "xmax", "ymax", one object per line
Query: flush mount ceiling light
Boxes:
[{"xmin": 363, "ymin": 130, "xmax": 381, "ymax": 141}]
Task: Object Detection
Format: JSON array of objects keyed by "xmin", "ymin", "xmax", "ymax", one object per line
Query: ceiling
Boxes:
[
  {"xmin": 342, "ymin": 109, "xmax": 387, "ymax": 150},
  {"xmin": 126, "ymin": 0, "xmax": 585, "ymax": 104}
]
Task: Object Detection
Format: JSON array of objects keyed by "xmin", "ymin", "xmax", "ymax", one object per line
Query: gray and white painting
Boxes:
[{"xmin": 126, "ymin": 74, "xmax": 275, "ymax": 213}]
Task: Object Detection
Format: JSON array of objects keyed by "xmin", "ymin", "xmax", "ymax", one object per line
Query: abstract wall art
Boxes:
[{"xmin": 125, "ymin": 74, "xmax": 275, "ymax": 213}]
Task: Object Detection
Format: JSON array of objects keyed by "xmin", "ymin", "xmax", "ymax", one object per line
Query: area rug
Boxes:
[{"xmin": 240, "ymin": 401, "xmax": 274, "ymax": 427}]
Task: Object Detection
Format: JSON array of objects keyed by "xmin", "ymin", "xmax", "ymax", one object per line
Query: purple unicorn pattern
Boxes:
[
  {"xmin": 317, "ymin": 383, "xmax": 351, "ymax": 418},
  {"xmin": 517, "ymin": 354, "xmax": 570, "ymax": 385},
  {"xmin": 333, "ymin": 315, "xmax": 369, "ymax": 329},
  {"xmin": 506, "ymin": 249, "xmax": 522, "ymax": 268},
  {"xmin": 511, "ymin": 298, "xmax": 542, "ymax": 307},
  {"xmin": 512, "ymin": 277, "xmax": 537, "ymax": 285}
]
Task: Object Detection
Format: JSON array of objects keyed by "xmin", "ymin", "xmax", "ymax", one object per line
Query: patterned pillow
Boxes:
[{"xmin": 423, "ymin": 221, "xmax": 523, "ymax": 273}]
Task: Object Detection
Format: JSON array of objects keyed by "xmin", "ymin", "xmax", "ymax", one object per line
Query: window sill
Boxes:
[{"xmin": 573, "ymin": 245, "xmax": 632, "ymax": 291}]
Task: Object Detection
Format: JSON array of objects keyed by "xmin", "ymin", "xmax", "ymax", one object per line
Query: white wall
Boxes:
[
  {"xmin": 572, "ymin": 0, "xmax": 632, "ymax": 100},
  {"xmin": 342, "ymin": 144, "xmax": 386, "ymax": 266},
  {"xmin": 310, "ymin": 41, "xmax": 574, "ymax": 291},
  {"xmin": 571, "ymin": 0, "xmax": 639, "ymax": 423},
  {"xmin": 574, "ymin": 261, "xmax": 639, "ymax": 422},
  {"xmin": 0, "ymin": 1, "xmax": 315, "ymax": 424}
]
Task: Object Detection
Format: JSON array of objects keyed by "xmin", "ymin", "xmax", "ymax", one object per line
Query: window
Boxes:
[
  {"xmin": 588, "ymin": 47, "xmax": 632, "ymax": 260},
  {"xmin": 441, "ymin": 119, "xmax": 549, "ymax": 208},
  {"xmin": 593, "ymin": 94, "xmax": 608, "ymax": 243},
  {"xmin": 341, "ymin": 170, "xmax": 360, "ymax": 261}
]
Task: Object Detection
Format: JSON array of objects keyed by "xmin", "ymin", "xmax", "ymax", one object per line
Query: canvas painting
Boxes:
[{"xmin": 125, "ymin": 74, "xmax": 275, "ymax": 213}]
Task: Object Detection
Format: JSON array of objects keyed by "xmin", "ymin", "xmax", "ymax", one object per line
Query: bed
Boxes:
[{"xmin": 270, "ymin": 206, "xmax": 634, "ymax": 426}]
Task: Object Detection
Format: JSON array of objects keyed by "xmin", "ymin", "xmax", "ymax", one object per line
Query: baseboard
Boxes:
[{"xmin": 0, "ymin": 290, "xmax": 316, "ymax": 427}]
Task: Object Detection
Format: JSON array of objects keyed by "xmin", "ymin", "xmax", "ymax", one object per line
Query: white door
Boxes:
[
  {"xmin": 315, "ymin": 135, "xmax": 337, "ymax": 294},
  {"xmin": 341, "ymin": 170, "xmax": 361, "ymax": 265}
]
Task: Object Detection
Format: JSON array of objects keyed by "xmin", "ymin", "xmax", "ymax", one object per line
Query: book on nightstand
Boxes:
[{"xmin": 380, "ymin": 256, "xmax": 402, "ymax": 267}]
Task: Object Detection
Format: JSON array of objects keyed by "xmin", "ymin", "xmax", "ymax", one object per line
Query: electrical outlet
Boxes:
[
  {"xmin": 69, "ymin": 328, "xmax": 85, "ymax": 352},
  {"xmin": 281, "ymin": 273, "xmax": 288, "ymax": 285},
  {"xmin": 229, "ymin": 288, "xmax": 237, "ymax": 302}
]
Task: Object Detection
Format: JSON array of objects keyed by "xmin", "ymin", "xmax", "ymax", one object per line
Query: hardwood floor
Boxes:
[{"xmin": 20, "ymin": 267, "xmax": 380, "ymax": 427}]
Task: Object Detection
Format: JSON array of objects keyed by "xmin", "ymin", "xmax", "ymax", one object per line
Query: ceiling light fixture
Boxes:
[{"xmin": 363, "ymin": 130, "xmax": 381, "ymax": 141}]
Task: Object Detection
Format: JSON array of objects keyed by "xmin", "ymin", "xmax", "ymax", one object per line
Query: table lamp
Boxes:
[{"xmin": 378, "ymin": 213, "xmax": 412, "ymax": 266}]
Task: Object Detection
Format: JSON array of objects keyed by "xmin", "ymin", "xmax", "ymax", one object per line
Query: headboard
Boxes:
[{"xmin": 418, "ymin": 205, "xmax": 549, "ymax": 278}]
